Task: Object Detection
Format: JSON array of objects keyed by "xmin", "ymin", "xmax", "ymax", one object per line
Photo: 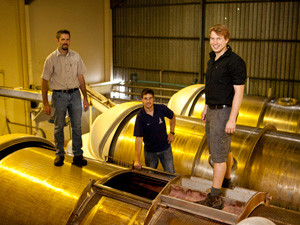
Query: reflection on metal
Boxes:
[
  {"xmin": 1, "ymin": 135, "xmax": 299, "ymax": 225},
  {"xmin": 168, "ymin": 84, "xmax": 300, "ymax": 134},
  {"xmin": 87, "ymin": 102, "xmax": 300, "ymax": 211},
  {"xmin": 0, "ymin": 134, "xmax": 130, "ymax": 225}
]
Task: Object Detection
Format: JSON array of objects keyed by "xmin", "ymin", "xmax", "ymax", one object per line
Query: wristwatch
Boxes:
[{"xmin": 170, "ymin": 132, "xmax": 175, "ymax": 135}]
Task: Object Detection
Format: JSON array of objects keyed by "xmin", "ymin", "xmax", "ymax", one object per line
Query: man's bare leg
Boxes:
[
  {"xmin": 225, "ymin": 152, "xmax": 233, "ymax": 179},
  {"xmin": 213, "ymin": 162, "xmax": 227, "ymax": 189}
]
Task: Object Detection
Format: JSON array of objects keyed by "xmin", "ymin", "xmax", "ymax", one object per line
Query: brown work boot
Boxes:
[
  {"xmin": 222, "ymin": 178, "xmax": 235, "ymax": 189},
  {"xmin": 199, "ymin": 193, "xmax": 224, "ymax": 210},
  {"xmin": 54, "ymin": 156, "xmax": 64, "ymax": 166},
  {"xmin": 72, "ymin": 155, "xmax": 87, "ymax": 167}
]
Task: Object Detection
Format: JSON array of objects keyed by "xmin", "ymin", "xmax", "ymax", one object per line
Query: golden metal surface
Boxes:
[
  {"xmin": 0, "ymin": 143, "xmax": 150, "ymax": 225},
  {"xmin": 82, "ymin": 197, "xmax": 148, "ymax": 225},
  {"xmin": 0, "ymin": 133, "xmax": 55, "ymax": 151},
  {"xmin": 112, "ymin": 115, "xmax": 206, "ymax": 175},
  {"xmin": 168, "ymin": 84, "xmax": 205, "ymax": 116},
  {"xmin": 189, "ymin": 95, "xmax": 269, "ymax": 128},
  {"xmin": 0, "ymin": 134, "xmax": 299, "ymax": 224},
  {"xmin": 92, "ymin": 102, "xmax": 300, "ymax": 211},
  {"xmin": 261, "ymin": 100, "xmax": 300, "ymax": 133},
  {"xmin": 168, "ymin": 84, "xmax": 300, "ymax": 134},
  {"xmin": 88, "ymin": 101, "xmax": 142, "ymax": 160}
]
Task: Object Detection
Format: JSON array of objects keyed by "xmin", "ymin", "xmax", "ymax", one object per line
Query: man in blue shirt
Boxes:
[{"xmin": 134, "ymin": 88, "xmax": 176, "ymax": 173}]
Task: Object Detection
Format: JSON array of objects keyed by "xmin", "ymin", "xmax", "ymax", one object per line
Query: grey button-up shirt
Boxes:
[{"xmin": 41, "ymin": 49, "xmax": 87, "ymax": 90}]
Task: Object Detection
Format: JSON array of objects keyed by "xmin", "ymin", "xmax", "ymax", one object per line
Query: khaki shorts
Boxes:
[{"xmin": 205, "ymin": 107, "xmax": 232, "ymax": 163}]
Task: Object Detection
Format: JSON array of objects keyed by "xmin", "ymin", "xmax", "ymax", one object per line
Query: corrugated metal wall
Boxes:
[{"xmin": 112, "ymin": 0, "xmax": 300, "ymax": 99}]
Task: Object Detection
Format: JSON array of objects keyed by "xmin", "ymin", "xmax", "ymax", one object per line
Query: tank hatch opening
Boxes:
[
  {"xmin": 103, "ymin": 171, "xmax": 168, "ymax": 200},
  {"xmin": 67, "ymin": 171, "xmax": 171, "ymax": 225}
]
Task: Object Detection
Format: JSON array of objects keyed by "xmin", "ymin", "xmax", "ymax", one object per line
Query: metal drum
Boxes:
[
  {"xmin": 1, "ymin": 134, "xmax": 300, "ymax": 224},
  {"xmin": 0, "ymin": 134, "xmax": 148, "ymax": 225},
  {"xmin": 168, "ymin": 84, "xmax": 300, "ymax": 134},
  {"xmin": 87, "ymin": 102, "xmax": 300, "ymax": 211}
]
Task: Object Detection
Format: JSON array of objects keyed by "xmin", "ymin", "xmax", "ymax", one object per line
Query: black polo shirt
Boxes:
[
  {"xmin": 205, "ymin": 45, "xmax": 246, "ymax": 105},
  {"xmin": 134, "ymin": 104, "xmax": 174, "ymax": 152}
]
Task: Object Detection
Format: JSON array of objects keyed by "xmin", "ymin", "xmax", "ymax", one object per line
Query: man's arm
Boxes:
[
  {"xmin": 134, "ymin": 136, "xmax": 143, "ymax": 169},
  {"xmin": 225, "ymin": 85, "xmax": 244, "ymax": 134},
  {"xmin": 41, "ymin": 78, "xmax": 51, "ymax": 115},
  {"xmin": 168, "ymin": 114, "xmax": 176, "ymax": 143},
  {"xmin": 77, "ymin": 74, "xmax": 89, "ymax": 112}
]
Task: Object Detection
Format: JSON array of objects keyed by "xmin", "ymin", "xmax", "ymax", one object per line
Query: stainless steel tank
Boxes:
[
  {"xmin": 87, "ymin": 102, "xmax": 300, "ymax": 211},
  {"xmin": 168, "ymin": 84, "xmax": 300, "ymax": 134}
]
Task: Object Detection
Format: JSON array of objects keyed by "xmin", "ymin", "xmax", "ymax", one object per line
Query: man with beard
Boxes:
[{"xmin": 41, "ymin": 30, "xmax": 89, "ymax": 167}]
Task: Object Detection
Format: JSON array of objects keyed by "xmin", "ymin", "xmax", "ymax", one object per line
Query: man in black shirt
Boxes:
[
  {"xmin": 200, "ymin": 24, "xmax": 246, "ymax": 209},
  {"xmin": 134, "ymin": 88, "xmax": 176, "ymax": 173}
]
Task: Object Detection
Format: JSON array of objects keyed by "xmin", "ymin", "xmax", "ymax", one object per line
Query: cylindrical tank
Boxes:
[
  {"xmin": 87, "ymin": 102, "xmax": 300, "ymax": 211},
  {"xmin": 168, "ymin": 84, "xmax": 300, "ymax": 134},
  {"xmin": 0, "ymin": 134, "xmax": 148, "ymax": 225},
  {"xmin": 1, "ymin": 134, "xmax": 300, "ymax": 225}
]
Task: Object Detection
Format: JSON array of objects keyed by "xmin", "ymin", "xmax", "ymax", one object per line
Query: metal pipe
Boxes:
[{"xmin": 135, "ymin": 80, "xmax": 187, "ymax": 88}]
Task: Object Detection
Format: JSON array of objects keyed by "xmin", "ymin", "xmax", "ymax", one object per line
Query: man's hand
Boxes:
[
  {"xmin": 225, "ymin": 119, "xmax": 236, "ymax": 134},
  {"xmin": 134, "ymin": 161, "xmax": 142, "ymax": 170},
  {"xmin": 168, "ymin": 133, "xmax": 175, "ymax": 143},
  {"xmin": 201, "ymin": 111, "xmax": 206, "ymax": 122},
  {"xmin": 201, "ymin": 105, "xmax": 208, "ymax": 122},
  {"xmin": 43, "ymin": 103, "xmax": 51, "ymax": 115},
  {"xmin": 83, "ymin": 98, "xmax": 89, "ymax": 112}
]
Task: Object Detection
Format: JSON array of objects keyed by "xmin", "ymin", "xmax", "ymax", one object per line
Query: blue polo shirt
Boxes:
[{"xmin": 134, "ymin": 104, "xmax": 174, "ymax": 152}]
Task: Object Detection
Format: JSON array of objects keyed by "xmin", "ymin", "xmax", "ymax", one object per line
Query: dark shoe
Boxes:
[
  {"xmin": 222, "ymin": 178, "xmax": 235, "ymax": 189},
  {"xmin": 54, "ymin": 156, "xmax": 64, "ymax": 166},
  {"xmin": 72, "ymin": 155, "xmax": 87, "ymax": 167},
  {"xmin": 198, "ymin": 193, "xmax": 224, "ymax": 210}
]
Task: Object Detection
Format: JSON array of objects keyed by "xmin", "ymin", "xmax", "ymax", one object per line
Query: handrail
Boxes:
[{"xmin": 6, "ymin": 118, "xmax": 46, "ymax": 138}]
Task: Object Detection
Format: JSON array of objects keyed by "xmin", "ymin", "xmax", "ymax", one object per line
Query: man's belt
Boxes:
[
  {"xmin": 208, "ymin": 104, "xmax": 232, "ymax": 110},
  {"xmin": 53, "ymin": 88, "xmax": 79, "ymax": 94}
]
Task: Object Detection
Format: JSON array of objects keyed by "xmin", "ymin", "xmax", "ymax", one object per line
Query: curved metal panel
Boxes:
[
  {"xmin": 88, "ymin": 101, "xmax": 142, "ymax": 160},
  {"xmin": 260, "ymin": 100, "xmax": 300, "ymax": 133},
  {"xmin": 81, "ymin": 197, "xmax": 148, "ymax": 224},
  {"xmin": 247, "ymin": 130, "xmax": 300, "ymax": 211},
  {"xmin": 167, "ymin": 84, "xmax": 205, "ymax": 116},
  {"xmin": 0, "ymin": 147, "xmax": 126, "ymax": 225},
  {"xmin": 0, "ymin": 133, "xmax": 55, "ymax": 152}
]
